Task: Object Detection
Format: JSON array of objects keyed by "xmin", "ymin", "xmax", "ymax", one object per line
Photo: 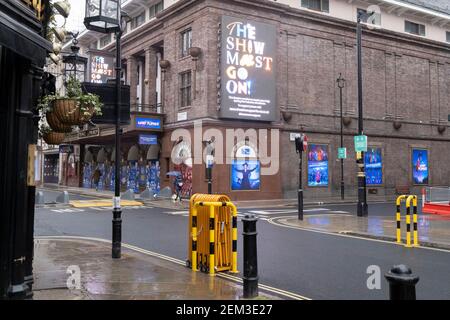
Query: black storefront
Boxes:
[{"xmin": 0, "ymin": 0, "xmax": 51, "ymax": 299}]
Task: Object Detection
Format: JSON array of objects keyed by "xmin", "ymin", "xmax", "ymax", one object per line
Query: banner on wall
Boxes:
[
  {"xmin": 412, "ymin": 149, "xmax": 429, "ymax": 185},
  {"xmin": 231, "ymin": 160, "xmax": 260, "ymax": 191},
  {"xmin": 365, "ymin": 148, "xmax": 383, "ymax": 185},
  {"xmin": 307, "ymin": 144, "xmax": 328, "ymax": 187}
]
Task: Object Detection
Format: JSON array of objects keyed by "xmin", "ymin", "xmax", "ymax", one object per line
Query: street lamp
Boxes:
[
  {"xmin": 63, "ymin": 34, "xmax": 88, "ymax": 83},
  {"xmin": 84, "ymin": 0, "xmax": 125, "ymax": 259},
  {"xmin": 337, "ymin": 73, "xmax": 345, "ymax": 200},
  {"xmin": 356, "ymin": 10, "xmax": 368, "ymax": 217}
]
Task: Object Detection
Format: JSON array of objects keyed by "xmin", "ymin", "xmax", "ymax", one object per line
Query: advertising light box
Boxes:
[
  {"xmin": 219, "ymin": 16, "xmax": 277, "ymax": 122},
  {"xmin": 412, "ymin": 149, "xmax": 429, "ymax": 185},
  {"xmin": 307, "ymin": 144, "xmax": 329, "ymax": 187}
]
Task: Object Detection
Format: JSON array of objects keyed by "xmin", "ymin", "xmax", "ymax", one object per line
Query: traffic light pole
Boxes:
[
  {"xmin": 357, "ymin": 14, "xmax": 368, "ymax": 217},
  {"xmin": 298, "ymin": 149, "xmax": 303, "ymax": 221}
]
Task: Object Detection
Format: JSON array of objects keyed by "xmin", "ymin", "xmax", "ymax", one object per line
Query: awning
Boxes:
[{"xmin": 0, "ymin": 9, "xmax": 51, "ymax": 65}]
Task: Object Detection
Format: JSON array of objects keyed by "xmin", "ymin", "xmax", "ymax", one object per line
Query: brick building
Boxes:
[{"xmin": 59, "ymin": 0, "xmax": 450, "ymax": 201}]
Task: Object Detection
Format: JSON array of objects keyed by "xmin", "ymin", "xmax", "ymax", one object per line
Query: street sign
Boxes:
[
  {"xmin": 338, "ymin": 147, "xmax": 347, "ymax": 159},
  {"xmin": 354, "ymin": 135, "xmax": 367, "ymax": 152}
]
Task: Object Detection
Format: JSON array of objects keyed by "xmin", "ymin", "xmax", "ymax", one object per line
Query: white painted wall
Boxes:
[{"xmin": 272, "ymin": 0, "xmax": 449, "ymax": 43}]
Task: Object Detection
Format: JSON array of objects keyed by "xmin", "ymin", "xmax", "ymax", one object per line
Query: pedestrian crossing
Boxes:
[{"xmin": 50, "ymin": 206, "xmax": 153, "ymax": 213}]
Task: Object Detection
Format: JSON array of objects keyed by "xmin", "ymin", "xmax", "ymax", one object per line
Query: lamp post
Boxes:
[
  {"xmin": 337, "ymin": 73, "xmax": 345, "ymax": 200},
  {"xmin": 84, "ymin": 0, "xmax": 126, "ymax": 258},
  {"xmin": 62, "ymin": 33, "xmax": 88, "ymax": 84},
  {"xmin": 356, "ymin": 11, "xmax": 368, "ymax": 217}
]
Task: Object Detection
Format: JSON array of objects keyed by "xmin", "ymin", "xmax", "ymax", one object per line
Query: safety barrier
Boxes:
[
  {"xmin": 187, "ymin": 194, "xmax": 238, "ymax": 276},
  {"xmin": 422, "ymin": 186, "xmax": 450, "ymax": 215},
  {"xmin": 396, "ymin": 195, "xmax": 419, "ymax": 248}
]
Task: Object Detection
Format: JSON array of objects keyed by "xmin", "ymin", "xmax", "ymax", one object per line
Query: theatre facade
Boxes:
[{"xmin": 65, "ymin": 0, "xmax": 450, "ymax": 201}]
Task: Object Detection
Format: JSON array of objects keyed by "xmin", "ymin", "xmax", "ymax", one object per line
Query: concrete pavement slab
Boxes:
[{"xmin": 32, "ymin": 238, "xmax": 280, "ymax": 300}]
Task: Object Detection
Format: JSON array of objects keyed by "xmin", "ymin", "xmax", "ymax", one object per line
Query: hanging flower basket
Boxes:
[
  {"xmin": 46, "ymin": 111, "xmax": 73, "ymax": 133},
  {"xmin": 42, "ymin": 131, "xmax": 66, "ymax": 145},
  {"xmin": 53, "ymin": 99, "xmax": 95, "ymax": 126}
]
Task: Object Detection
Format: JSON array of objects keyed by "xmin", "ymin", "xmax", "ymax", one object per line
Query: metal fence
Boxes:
[{"xmin": 425, "ymin": 187, "xmax": 450, "ymax": 204}]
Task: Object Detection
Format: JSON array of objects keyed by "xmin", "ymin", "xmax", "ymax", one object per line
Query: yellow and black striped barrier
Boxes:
[
  {"xmin": 188, "ymin": 194, "xmax": 238, "ymax": 276},
  {"xmin": 395, "ymin": 195, "xmax": 419, "ymax": 248}
]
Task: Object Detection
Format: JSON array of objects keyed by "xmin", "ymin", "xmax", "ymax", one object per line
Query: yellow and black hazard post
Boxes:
[
  {"xmin": 231, "ymin": 203, "xmax": 238, "ymax": 273},
  {"xmin": 396, "ymin": 195, "xmax": 407, "ymax": 243},
  {"xmin": 191, "ymin": 204, "xmax": 198, "ymax": 272},
  {"xmin": 208, "ymin": 204, "xmax": 215, "ymax": 276},
  {"xmin": 405, "ymin": 195, "xmax": 419, "ymax": 247}
]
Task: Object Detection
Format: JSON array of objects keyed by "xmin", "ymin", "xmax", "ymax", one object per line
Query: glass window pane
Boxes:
[
  {"xmin": 102, "ymin": 0, "xmax": 119, "ymax": 19},
  {"xmin": 87, "ymin": 0, "xmax": 100, "ymax": 17}
]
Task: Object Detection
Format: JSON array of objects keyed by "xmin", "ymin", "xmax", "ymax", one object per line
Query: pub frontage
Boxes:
[{"xmin": 0, "ymin": 0, "xmax": 51, "ymax": 299}]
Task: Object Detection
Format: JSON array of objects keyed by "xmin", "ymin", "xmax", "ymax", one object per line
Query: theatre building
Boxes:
[{"xmin": 63, "ymin": 0, "xmax": 450, "ymax": 201}]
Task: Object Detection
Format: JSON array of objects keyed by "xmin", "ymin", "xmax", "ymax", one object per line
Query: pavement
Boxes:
[
  {"xmin": 272, "ymin": 212, "xmax": 450, "ymax": 250},
  {"xmin": 32, "ymin": 237, "xmax": 280, "ymax": 300}
]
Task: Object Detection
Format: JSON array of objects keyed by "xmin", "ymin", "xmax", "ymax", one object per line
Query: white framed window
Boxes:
[
  {"xmin": 180, "ymin": 28, "xmax": 192, "ymax": 57},
  {"xmin": 301, "ymin": 0, "xmax": 329, "ymax": 13},
  {"xmin": 405, "ymin": 20, "xmax": 425, "ymax": 36}
]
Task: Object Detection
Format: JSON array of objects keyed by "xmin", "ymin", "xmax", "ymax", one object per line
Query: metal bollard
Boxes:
[
  {"xmin": 242, "ymin": 215, "xmax": 258, "ymax": 298},
  {"xmin": 384, "ymin": 265, "xmax": 419, "ymax": 300}
]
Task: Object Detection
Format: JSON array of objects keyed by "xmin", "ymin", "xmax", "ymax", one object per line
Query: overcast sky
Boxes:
[{"xmin": 65, "ymin": 0, "xmax": 86, "ymax": 33}]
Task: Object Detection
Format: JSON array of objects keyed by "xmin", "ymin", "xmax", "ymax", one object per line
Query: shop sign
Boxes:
[
  {"xmin": 135, "ymin": 117, "xmax": 161, "ymax": 130},
  {"xmin": 79, "ymin": 128, "xmax": 100, "ymax": 138},
  {"xmin": 139, "ymin": 134, "xmax": 158, "ymax": 145}
]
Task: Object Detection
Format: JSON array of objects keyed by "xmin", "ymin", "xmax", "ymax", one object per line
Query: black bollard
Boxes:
[
  {"xmin": 242, "ymin": 215, "xmax": 258, "ymax": 298},
  {"xmin": 384, "ymin": 265, "xmax": 419, "ymax": 300}
]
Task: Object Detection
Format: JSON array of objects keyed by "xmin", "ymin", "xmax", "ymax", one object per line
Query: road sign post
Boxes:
[{"xmin": 295, "ymin": 134, "xmax": 307, "ymax": 221}]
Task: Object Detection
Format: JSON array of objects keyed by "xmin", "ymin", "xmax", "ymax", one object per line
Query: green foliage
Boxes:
[{"xmin": 37, "ymin": 77, "xmax": 103, "ymax": 119}]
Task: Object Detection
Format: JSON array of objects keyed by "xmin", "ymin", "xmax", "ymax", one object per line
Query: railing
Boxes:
[
  {"xmin": 130, "ymin": 103, "xmax": 162, "ymax": 114},
  {"xmin": 425, "ymin": 187, "xmax": 450, "ymax": 204}
]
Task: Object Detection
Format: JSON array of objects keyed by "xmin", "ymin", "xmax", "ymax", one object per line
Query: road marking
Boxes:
[
  {"xmin": 267, "ymin": 216, "xmax": 450, "ymax": 254},
  {"xmin": 35, "ymin": 235, "xmax": 310, "ymax": 300},
  {"xmin": 164, "ymin": 210, "xmax": 189, "ymax": 215}
]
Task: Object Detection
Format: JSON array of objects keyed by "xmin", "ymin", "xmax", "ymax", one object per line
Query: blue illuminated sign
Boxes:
[
  {"xmin": 135, "ymin": 117, "xmax": 161, "ymax": 130},
  {"xmin": 139, "ymin": 134, "xmax": 158, "ymax": 145}
]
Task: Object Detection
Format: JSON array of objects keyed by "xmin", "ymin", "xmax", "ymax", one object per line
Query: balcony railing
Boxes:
[{"xmin": 131, "ymin": 103, "xmax": 162, "ymax": 114}]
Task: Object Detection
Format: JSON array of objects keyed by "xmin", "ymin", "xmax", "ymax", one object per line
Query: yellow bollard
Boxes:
[
  {"xmin": 191, "ymin": 206, "xmax": 198, "ymax": 272},
  {"xmin": 230, "ymin": 203, "xmax": 239, "ymax": 273},
  {"xmin": 412, "ymin": 196, "xmax": 419, "ymax": 247},
  {"xmin": 209, "ymin": 205, "xmax": 215, "ymax": 276},
  {"xmin": 396, "ymin": 195, "xmax": 407, "ymax": 244},
  {"xmin": 405, "ymin": 195, "xmax": 415, "ymax": 248}
]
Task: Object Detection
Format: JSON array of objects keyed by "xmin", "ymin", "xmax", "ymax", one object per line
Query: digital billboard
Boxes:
[
  {"xmin": 307, "ymin": 144, "xmax": 329, "ymax": 187},
  {"xmin": 365, "ymin": 148, "xmax": 383, "ymax": 185},
  {"xmin": 412, "ymin": 149, "xmax": 429, "ymax": 185},
  {"xmin": 231, "ymin": 160, "xmax": 261, "ymax": 191},
  {"xmin": 219, "ymin": 15, "xmax": 276, "ymax": 122},
  {"xmin": 89, "ymin": 54, "xmax": 114, "ymax": 84}
]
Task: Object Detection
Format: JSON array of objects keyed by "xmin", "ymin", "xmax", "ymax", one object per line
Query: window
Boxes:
[
  {"xmin": 180, "ymin": 28, "xmax": 192, "ymax": 57},
  {"xmin": 446, "ymin": 31, "xmax": 450, "ymax": 43},
  {"xmin": 357, "ymin": 8, "xmax": 381, "ymax": 25},
  {"xmin": 405, "ymin": 20, "xmax": 425, "ymax": 36},
  {"xmin": 179, "ymin": 71, "xmax": 192, "ymax": 108},
  {"xmin": 149, "ymin": 1, "xmax": 164, "ymax": 19},
  {"xmin": 131, "ymin": 12, "xmax": 145, "ymax": 30},
  {"xmin": 99, "ymin": 35, "xmax": 111, "ymax": 48},
  {"xmin": 301, "ymin": 0, "xmax": 329, "ymax": 13}
]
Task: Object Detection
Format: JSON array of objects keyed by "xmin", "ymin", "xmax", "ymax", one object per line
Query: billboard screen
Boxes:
[
  {"xmin": 412, "ymin": 149, "xmax": 429, "ymax": 185},
  {"xmin": 365, "ymin": 148, "xmax": 383, "ymax": 185},
  {"xmin": 307, "ymin": 144, "xmax": 329, "ymax": 187},
  {"xmin": 89, "ymin": 53, "xmax": 114, "ymax": 84},
  {"xmin": 219, "ymin": 15, "xmax": 277, "ymax": 122}
]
